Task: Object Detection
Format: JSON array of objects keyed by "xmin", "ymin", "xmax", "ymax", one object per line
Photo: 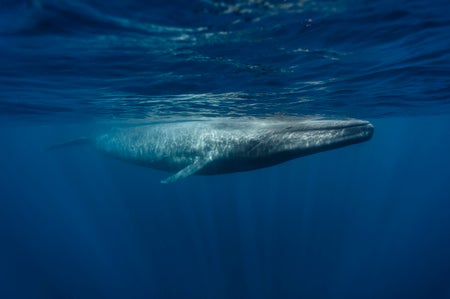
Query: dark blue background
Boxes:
[
  {"xmin": 1, "ymin": 0, "xmax": 450, "ymax": 298},
  {"xmin": 1, "ymin": 117, "xmax": 450, "ymax": 298}
]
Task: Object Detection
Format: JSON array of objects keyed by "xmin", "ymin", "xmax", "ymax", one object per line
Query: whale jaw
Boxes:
[
  {"xmin": 195, "ymin": 119, "xmax": 374, "ymax": 176},
  {"xmin": 292, "ymin": 119, "xmax": 374, "ymax": 153},
  {"xmin": 267, "ymin": 119, "xmax": 374, "ymax": 163}
]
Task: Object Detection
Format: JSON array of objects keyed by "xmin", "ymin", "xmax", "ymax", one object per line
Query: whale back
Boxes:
[{"xmin": 95, "ymin": 121, "xmax": 262, "ymax": 171}]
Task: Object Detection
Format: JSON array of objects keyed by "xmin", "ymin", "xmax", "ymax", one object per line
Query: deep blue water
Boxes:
[{"xmin": 1, "ymin": 0, "xmax": 450, "ymax": 298}]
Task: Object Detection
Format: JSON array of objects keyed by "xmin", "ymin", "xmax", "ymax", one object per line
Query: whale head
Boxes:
[
  {"xmin": 272, "ymin": 118, "xmax": 374, "ymax": 157},
  {"xmin": 196, "ymin": 117, "xmax": 374, "ymax": 175}
]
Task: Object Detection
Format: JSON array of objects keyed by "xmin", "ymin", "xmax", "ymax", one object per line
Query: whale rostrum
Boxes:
[{"xmin": 87, "ymin": 117, "xmax": 373, "ymax": 183}]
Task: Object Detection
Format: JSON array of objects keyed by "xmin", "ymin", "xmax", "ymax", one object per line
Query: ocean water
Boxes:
[{"xmin": 1, "ymin": 0, "xmax": 450, "ymax": 298}]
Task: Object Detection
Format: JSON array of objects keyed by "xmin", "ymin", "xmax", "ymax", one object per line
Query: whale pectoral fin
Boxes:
[{"xmin": 161, "ymin": 158, "xmax": 210, "ymax": 184}]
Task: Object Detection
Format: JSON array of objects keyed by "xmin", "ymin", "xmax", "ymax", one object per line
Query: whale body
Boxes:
[{"xmin": 91, "ymin": 117, "xmax": 374, "ymax": 183}]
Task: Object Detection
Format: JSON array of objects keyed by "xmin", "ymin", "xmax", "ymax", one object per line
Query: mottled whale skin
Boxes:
[{"xmin": 94, "ymin": 117, "xmax": 374, "ymax": 183}]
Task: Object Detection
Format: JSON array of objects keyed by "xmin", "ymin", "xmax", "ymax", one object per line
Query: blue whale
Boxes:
[{"xmin": 85, "ymin": 117, "xmax": 373, "ymax": 183}]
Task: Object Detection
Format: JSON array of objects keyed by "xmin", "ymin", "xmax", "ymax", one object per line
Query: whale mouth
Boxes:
[
  {"xmin": 300, "ymin": 118, "xmax": 373, "ymax": 133},
  {"xmin": 343, "ymin": 121, "xmax": 374, "ymax": 142},
  {"xmin": 308, "ymin": 119, "xmax": 372, "ymax": 129},
  {"xmin": 298, "ymin": 119, "xmax": 374, "ymax": 143}
]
